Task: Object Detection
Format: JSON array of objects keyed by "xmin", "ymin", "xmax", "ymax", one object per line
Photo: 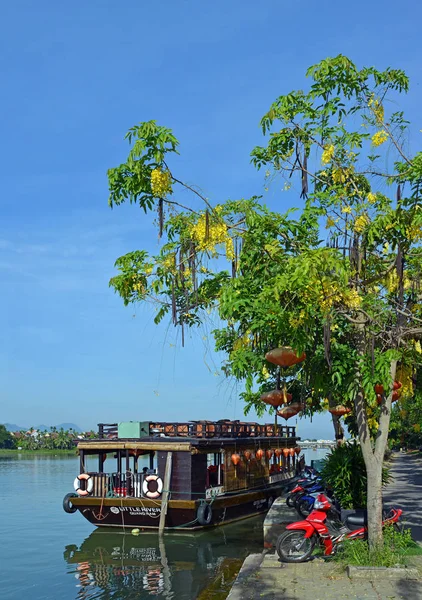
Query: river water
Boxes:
[{"xmin": 0, "ymin": 454, "xmax": 265, "ymax": 600}]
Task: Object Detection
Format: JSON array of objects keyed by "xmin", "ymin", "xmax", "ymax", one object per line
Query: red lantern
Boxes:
[
  {"xmin": 244, "ymin": 450, "xmax": 252, "ymax": 461},
  {"xmin": 277, "ymin": 403, "xmax": 302, "ymax": 420},
  {"xmin": 294, "ymin": 447, "xmax": 301, "ymax": 455},
  {"xmin": 256, "ymin": 449, "xmax": 264, "ymax": 460},
  {"xmin": 260, "ymin": 389, "xmax": 292, "ymax": 407},
  {"xmin": 289, "ymin": 448, "xmax": 295, "ymax": 457},
  {"xmin": 375, "ymin": 381, "xmax": 401, "ymax": 395},
  {"xmin": 274, "ymin": 448, "xmax": 282, "ymax": 458},
  {"xmin": 266, "ymin": 449, "xmax": 274, "ymax": 460},
  {"xmin": 231, "ymin": 453, "xmax": 240, "ymax": 466},
  {"xmin": 265, "ymin": 347, "xmax": 306, "ymax": 368},
  {"xmin": 282, "ymin": 448, "xmax": 290, "ymax": 458},
  {"xmin": 328, "ymin": 405, "xmax": 352, "ymax": 417}
]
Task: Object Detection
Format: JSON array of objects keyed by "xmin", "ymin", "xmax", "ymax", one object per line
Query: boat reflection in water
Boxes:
[{"xmin": 64, "ymin": 515, "xmax": 264, "ymax": 599}]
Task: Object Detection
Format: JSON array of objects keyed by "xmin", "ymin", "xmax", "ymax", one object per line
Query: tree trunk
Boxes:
[
  {"xmin": 365, "ymin": 456, "xmax": 384, "ymax": 548},
  {"xmin": 331, "ymin": 413, "xmax": 345, "ymax": 446}
]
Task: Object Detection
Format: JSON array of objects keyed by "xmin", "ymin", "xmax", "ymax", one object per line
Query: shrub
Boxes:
[
  {"xmin": 320, "ymin": 441, "xmax": 390, "ymax": 508},
  {"xmin": 334, "ymin": 524, "xmax": 414, "ymax": 567}
]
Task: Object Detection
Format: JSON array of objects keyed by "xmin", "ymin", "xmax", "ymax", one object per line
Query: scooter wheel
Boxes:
[
  {"xmin": 297, "ymin": 497, "xmax": 314, "ymax": 518},
  {"xmin": 276, "ymin": 530, "xmax": 316, "ymax": 563},
  {"xmin": 286, "ymin": 493, "xmax": 297, "ymax": 508}
]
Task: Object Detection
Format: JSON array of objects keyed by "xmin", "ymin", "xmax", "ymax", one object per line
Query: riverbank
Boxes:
[{"xmin": 0, "ymin": 449, "xmax": 77, "ymax": 456}]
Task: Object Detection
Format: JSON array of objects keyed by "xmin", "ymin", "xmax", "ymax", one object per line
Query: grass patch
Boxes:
[{"xmin": 334, "ymin": 524, "xmax": 417, "ymax": 568}]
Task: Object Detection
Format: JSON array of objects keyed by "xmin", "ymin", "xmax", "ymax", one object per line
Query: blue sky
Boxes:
[{"xmin": 1, "ymin": 0, "xmax": 421, "ymax": 437}]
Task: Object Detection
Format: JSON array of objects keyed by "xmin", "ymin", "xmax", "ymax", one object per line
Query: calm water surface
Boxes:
[{"xmin": 0, "ymin": 455, "xmax": 265, "ymax": 600}]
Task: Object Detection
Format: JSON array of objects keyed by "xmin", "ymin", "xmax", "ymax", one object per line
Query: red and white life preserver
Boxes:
[
  {"xmin": 142, "ymin": 475, "xmax": 163, "ymax": 499},
  {"xmin": 73, "ymin": 473, "xmax": 94, "ymax": 497}
]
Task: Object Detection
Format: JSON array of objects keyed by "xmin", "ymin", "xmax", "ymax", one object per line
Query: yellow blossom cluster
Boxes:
[
  {"xmin": 341, "ymin": 205, "xmax": 352, "ymax": 214},
  {"xmin": 261, "ymin": 366, "xmax": 270, "ymax": 380},
  {"xmin": 368, "ymin": 417, "xmax": 379, "ymax": 432},
  {"xmin": 332, "ymin": 168, "xmax": 346, "ymax": 184},
  {"xmin": 162, "ymin": 253, "xmax": 176, "ymax": 271},
  {"xmin": 371, "ymin": 130, "xmax": 389, "ymax": 147},
  {"xmin": 368, "ymin": 96, "xmax": 384, "ymax": 124},
  {"xmin": 325, "ymin": 217, "xmax": 335, "ymax": 228},
  {"xmin": 233, "ymin": 331, "xmax": 251, "ymax": 351},
  {"xmin": 367, "ymin": 192, "xmax": 377, "ymax": 204},
  {"xmin": 409, "ymin": 225, "xmax": 422, "ymax": 242},
  {"xmin": 396, "ymin": 364, "xmax": 414, "ymax": 399},
  {"xmin": 385, "ymin": 271, "xmax": 411, "ymax": 293},
  {"xmin": 415, "ymin": 341, "xmax": 422, "ymax": 354},
  {"xmin": 289, "ymin": 310, "xmax": 306, "ymax": 328},
  {"xmin": 151, "ymin": 168, "xmax": 172, "ymax": 197},
  {"xmin": 189, "ymin": 213, "xmax": 235, "ymax": 260},
  {"xmin": 354, "ymin": 214, "xmax": 370, "ymax": 233},
  {"xmin": 132, "ymin": 276, "xmax": 145, "ymax": 294},
  {"xmin": 321, "ymin": 144, "xmax": 335, "ymax": 164},
  {"xmin": 342, "ymin": 289, "xmax": 362, "ymax": 309}
]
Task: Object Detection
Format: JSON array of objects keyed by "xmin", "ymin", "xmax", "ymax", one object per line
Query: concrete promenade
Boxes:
[
  {"xmin": 384, "ymin": 452, "xmax": 422, "ymax": 542},
  {"xmin": 227, "ymin": 453, "xmax": 422, "ymax": 600}
]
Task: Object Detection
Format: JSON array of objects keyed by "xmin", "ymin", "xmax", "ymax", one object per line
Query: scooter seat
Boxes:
[{"xmin": 345, "ymin": 513, "xmax": 367, "ymax": 528}]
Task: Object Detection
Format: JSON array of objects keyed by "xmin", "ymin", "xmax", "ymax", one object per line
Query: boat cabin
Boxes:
[{"xmin": 75, "ymin": 420, "xmax": 302, "ymax": 502}]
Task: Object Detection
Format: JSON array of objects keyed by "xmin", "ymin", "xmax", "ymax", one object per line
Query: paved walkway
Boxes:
[
  {"xmin": 226, "ymin": 553, "xmax": 422, "ymax": 600},
  {"xmin": 384, "ymin": 452, "xmax": 422, "ymax": 542}
]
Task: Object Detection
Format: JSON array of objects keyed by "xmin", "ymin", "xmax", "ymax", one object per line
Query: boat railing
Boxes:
[
  {"xmin": 97, "ymin": 421, "xmax": 297, "ymax": 439},
  {"xmin": 88, "ymin": 472, "xmax": 148, "ymax": 498}
]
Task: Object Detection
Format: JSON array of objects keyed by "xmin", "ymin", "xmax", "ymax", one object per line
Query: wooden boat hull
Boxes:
[{"xmin": 70, "ymin": 483, "xmax": 286, "ymax": 530}]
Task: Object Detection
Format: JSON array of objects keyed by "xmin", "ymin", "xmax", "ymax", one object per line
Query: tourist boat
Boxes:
[{"xmin": 63, "ymin": 420, "xmax": 302, "ymax": 530}]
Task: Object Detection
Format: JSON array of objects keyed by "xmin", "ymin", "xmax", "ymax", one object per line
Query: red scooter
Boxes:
[{"xmin": 276, "ymin": 493, "xmax": 403, "ymax": 562}]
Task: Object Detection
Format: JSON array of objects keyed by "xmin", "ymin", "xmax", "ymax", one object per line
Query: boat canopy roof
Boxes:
[{"xmin": 77, "ymin": 420, "xmax": 299, "ymax": 453}]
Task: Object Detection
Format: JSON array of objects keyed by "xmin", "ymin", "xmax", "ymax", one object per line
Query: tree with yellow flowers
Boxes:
[{"xmin": 107, "ymin": 56, "xmax": 422, "ymax": 549}]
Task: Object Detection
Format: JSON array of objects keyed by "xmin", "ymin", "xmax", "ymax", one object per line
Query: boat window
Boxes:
[{"xmin": 206, "ymin": 452, "xmax": 224, "ymax": 487}]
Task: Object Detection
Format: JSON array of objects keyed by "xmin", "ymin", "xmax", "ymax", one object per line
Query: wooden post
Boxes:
[{"xmin": 159, "ymin": 452, "xmax": 173, "ymax": 536}]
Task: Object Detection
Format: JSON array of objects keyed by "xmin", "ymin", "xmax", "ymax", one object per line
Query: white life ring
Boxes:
[
  {"xmin": 142, "ymin": 475, "xmax": 163, "ymax": 499},
  {"xmin": 73, "ymin": 473, "xmax": 94, "ymax": 497}
]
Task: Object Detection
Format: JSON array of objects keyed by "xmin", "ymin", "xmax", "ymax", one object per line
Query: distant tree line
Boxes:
[{"xmin": 0, "ymin": 425, "xmax": 96, "ymax": 450}]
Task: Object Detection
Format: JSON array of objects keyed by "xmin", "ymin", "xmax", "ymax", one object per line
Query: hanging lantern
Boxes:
[
  {"xmin": 294, "ymin": 447, "xmax": 301, "ymax": 455},
  {"xmin": 256, "ymin": 449, "xmax": 264, "ymax": 460},
  {"xmin": 231, "ymin": 453, "xmax": 240, "ymax": 479},
  {"xmin": 277, "ymin": 403, "xmax": 302, "ymax": 421},
  {"xmin": 265, "ymin": 346, "xmax": 306, "ymax": 368},
  {"xmin": 282, "ymin": 448, "xmax": 290, "ymax": 458},
  {"xmin": 274, "ymin": 448, "xmax": 282, "ymax": 458},
  {"xmin": 231, "ymin": 453, "xmax": 240, "ymax": 466},
  {"xmin": 328, "ymin": 405, "xmax": 352, "ymax": 417},
  {"xmin": 289, "ymin": 448, "xmax": 295, "ymax": 457},
  {"xmin": 266, "ymin": 449, "xmax": 274, "ymax": 460},
  {"xmin": 244, "ymin": 450, "xmax": 252, "ymax": 461},
  {"xmin": 392, "ymin": 390, "xmax": 401, "ymax": 402},
  {"xmin": 260, "ymin": 389, "xmax": 292, "ymax": 407},
  {"xmin": 375, "ymin": 381, "xmax": 402, "ymax": 395}
]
